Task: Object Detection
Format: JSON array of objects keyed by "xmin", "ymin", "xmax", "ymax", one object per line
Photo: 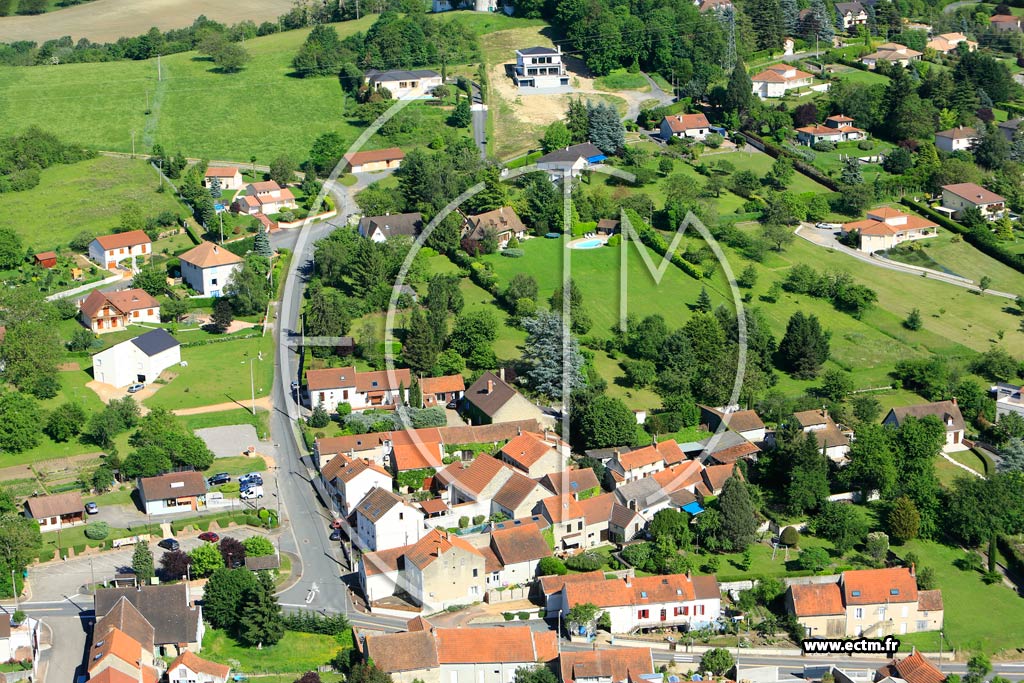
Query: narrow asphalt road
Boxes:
[
  {"xmin": 795, "ymin": 224, "xmax": 1016, "ymax": 298},
  {"xmin": 472, "ymin": 105, "xmax": 488, "ymax": 159}
]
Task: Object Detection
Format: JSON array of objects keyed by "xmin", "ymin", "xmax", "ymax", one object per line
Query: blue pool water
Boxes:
[{"xmin": 573, "ymin": 238, "xmax": 605, "ymax": 249}]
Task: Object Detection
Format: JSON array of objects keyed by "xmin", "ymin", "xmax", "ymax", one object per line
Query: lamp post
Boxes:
[
  {"xmin": 242, "ymin": 357, "xmax": 257, "ymax": 415},
  {"xmin": 10, "ymin": 570, "xmax": 17, "ymax": 611}
]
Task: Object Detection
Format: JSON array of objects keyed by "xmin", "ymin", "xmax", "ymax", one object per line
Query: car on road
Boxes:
[
  {"xmin": 198, "ymin": 532, "xmax": 220, "ymax": 543},
  {"xmin": 208, "ymin": 473, "xmax": 231, "ymax": 486},
  {"xmin": 290, "ymin": 380, "xmax": 300, "ymax": 391},
  {"xmin": 158, "ymin": 538, "xmax": 180, "ymax": 551},
  {"xmin": 239, "ymin": 473, "xmax": 263, "ymax": 487},
  {"xmin": 329, "ymin": 528, "xmax": 342, "ymax": 541},
  {"xmin": 85, "ymin": 502, "xmax": 99, "ymax": 515},
  {"xmin": 127, "ymin": 383, "xmax": 145, "ymax": 394},
  {"xmin": 815, "ymin": 222, "xmax": 844, "ymax": 231},
  {"xmin": 240, "ymin": 486, "xmax": 264, "ymax": 500}
]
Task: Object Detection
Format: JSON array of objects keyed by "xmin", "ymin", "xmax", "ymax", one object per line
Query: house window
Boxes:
[
  {"xmin": 682, "ymin": 606, "xmax": 689, "ymax": 615},
  {"xmin": 147, "ymin": 309, "xmax": 153, "ymax": 315},
  {"xmin": 212, "ymin": 278, "xmax": 218, "ymax": 286},
  {"xmin": 473, "ymin": 568, "xmax": 479, "ymax": 577},
  {"xmin": 133, "ymin": 311, "xmax": 139, "ymax": 318},
  {"xmin": 120, "ymin": 248, "xmax": 126, "ymax": 254},
  {"xmin": 854, "ymin": 608, "xmax": 863, "ymax": 619},
  {"xmin": 901, "ymin": 606, "xmax": 908, "ymax": 618},
  {"xmin": 565, "ymin": 524, "xmax": 571, "ymax": 533},
  {"xmin": 877, "ymin": 606, "xmax": 886, "ymax": 618},
  {"xmin": 343, "ymin": 390, "xmax": 349, "ymax": 399},
  {"xmin": 637, "ymin": 609, "xmax": 650, "ymax": 619},
  {"xmin": 674, "ymin": 607, "xmax": 683, "ymax": 616},
  {"xmin": 577, "ymin": 521, "xmax": 583, "ymax": 531}
]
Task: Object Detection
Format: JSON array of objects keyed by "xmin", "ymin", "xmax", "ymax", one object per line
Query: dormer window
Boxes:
[
  {"xmin": 851, "ymin": 590, "xmax": 861, "ymax": 597},
  {"xmin": 890, "ymin": 588, "xmax": 900, "ymax": 595}
]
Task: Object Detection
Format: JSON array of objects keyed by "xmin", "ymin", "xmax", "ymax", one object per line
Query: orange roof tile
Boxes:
[
  {"xmin": 178, "ymin": 241, "xmax": 243, "ymax": 269},
  {"xmin": 89, "ymin": 627, "xmax": 142, "ymax": 672},
  {"xmin": 421, "ymin": 374, "xmax": 466, "ymax": 395},
  {"xmin": 877, "ymin": 651, "xmax": 945, "ymax": 683},
  {"xmin": 560, "ymin": 649, "xmax": 655, "ymax": 683},
  {"xmin": 617, "ymin": 445, "xmax": 664, "ymax": 471},
  {"xmin": 442, "ymin": 455, "xmax": 509, "ymax": 495},
  {"xmin": 205, "ymin": 167, "xmax": 240, "ymax": 177},
  {"xmin": 345, "ymin": 147, "xmax": 406, "ymax": 166},
  {"xmin": 942, "ymin": 182, "xmax": 1005, "ymax": 205},
  {"xmin": 89, "ymin": 669, "xmax": 140, "ymax": 683},
  {"xmin": 392, "ymin": 442, "xmax": 443, "ymax": 471},
  {"xmin": 167, "ymin": 650, "xmax": 231, "ymax": 680},
  {"xmin": 95, "ymin": 230, "xmax": 151, "ymax": 250},
  {"xmin": 435, "ymin": 626, "xmax": 543, "ymax": 664},
  {"xmin": 652, "ymin": 460, "xmax": 704, "ymax": 493},
  {"xmin": 490, "ymin": 522, "xmax": 551, "ymax": 565},
  {"xmin": 564, "ymin": 573, "xmax": 707, "ymax": 609},
  {"xmin": 789, "ymin": 583, "xmax": 845, "ymax": 616},
  {"xmin": 501, "ymin": 432, "xmax": 558, "ymax": 469},
  {"xmin": 404, "ymin": 528, "xmax": 482, "ymax": 570},
  {"xmin": 842, "ymin": 567, "xmax": 918, "ymax": 605},
  {"xmin": 539, "ymin": 570, "xmax": 605, "ymax": 595},
  {"xmin": 663, "ymin": 113, "xmax": 711, "ymax": 132}
]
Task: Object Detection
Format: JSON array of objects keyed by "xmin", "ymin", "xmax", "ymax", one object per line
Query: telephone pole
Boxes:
[{"xmin": 157, "ymin": 54, "xmax": 162, "ymax": 81}]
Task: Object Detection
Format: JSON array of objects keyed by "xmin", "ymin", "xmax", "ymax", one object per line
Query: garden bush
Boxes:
[
  {"xmin": 811, "ymin": 141, "xmax": 835, "ymax": 152},
  {"xmin": 565, "ymin": 551, "xmax": 604, "ymax": 571},
  {"xmin": 857, "ymin": 139, "xmax": 873, "ymax": 151},
  {"xmin": 518, "ymin": 611, "xmax": 530, "ymax": 620},
  {"xmin": 84, "ymin": 522, "xmax": 110, "ymax": 540},
  {"xmin": 503, "ymin": 612, "xmax": 514, "ymax": 621},
  {"xmin": 500, "ymin": 249, "xmax": 524, "ymax": 258}
]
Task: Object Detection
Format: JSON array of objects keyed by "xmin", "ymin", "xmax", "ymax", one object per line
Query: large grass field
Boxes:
[
  {"xmin": 0, "ymin": 12, "xmax": 539, "ymax": 162},
  {"xmin": 884, "ymin": 227, "xmax": 1024, "ymax": 294},
  {"xmin": 0, "ymin": 156, "xmax": 187, "ymax": 252},
  {"xmin": 895, "ymin": 539, "xmax": 1024, "ymax": 654},
  {"xmin": 144, "ymin": 334, "xmax": 275, "ymax": 411},
  {"xmin": 479, "ymin": 235, "xmax": 732, "ymax": 336}
]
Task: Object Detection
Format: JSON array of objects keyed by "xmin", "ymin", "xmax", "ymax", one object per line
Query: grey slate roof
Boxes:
[
  {"xmin": 355, "ymin": 486, "xmax": 403, "ymax": 523},
  {"xmin": 519, "ymin": 46, "xmax": 560, "ymax": 55},
  {"xmin": 358, "ymin": 213, "xmax": 423, "ymax": 240},
  {"xmin": 537, "ymin": 143, "xmax": 605, "ymax": 164},
  {"xmin": 94, "ymin": 584, "xmax": 200, "ymax": 646},
  {"xmin": 131, "ymin": 328, "xmax": 179, "ymax": 357},
  {"xmin": 614, "ymin": 477, "xmax": 668, "ymax": 509},
  {"xmin": 365, "ymin": 69, "xmax": 441, "ymax": 83}
]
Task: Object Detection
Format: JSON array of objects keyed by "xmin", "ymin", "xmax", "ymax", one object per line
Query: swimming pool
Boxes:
[{"xmin": 572, "ymin": 238, "xmax": 606, "ymax": 250}]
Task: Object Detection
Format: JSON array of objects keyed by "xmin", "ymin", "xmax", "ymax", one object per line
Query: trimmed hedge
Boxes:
[
  {"xmin": 901, "ymin": 198, "xmax": 1024, "ymax": 277},
  {"xmin": 741, "ymin": 132, "xmax": 841, "ymax": 192},
  {"xmin": 626, "ymin": 212, "xmax": 704, "ymax": 279}
]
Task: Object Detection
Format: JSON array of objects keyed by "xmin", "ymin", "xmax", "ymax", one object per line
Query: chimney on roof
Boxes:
[
  {"xmin": 487, "ymin": 379, "xmax": 494, "ymax": 394},
  {"xmin": 213, "ymin": 245, "xmax": 219, "ymax": 254},
  {"xmin": 910, "ymin": 562, "xmax": 916, "ymax": 578},
  {"xmin": 517, "ymin": 426, "xmax": 522, "ymax": 436},
  {"xmin": 951, "ymin": 396, "xmax": 958, "ymax": 406},
  {"xmin": 624, "ymin": 576, "xmax": 631, "ymax": 587},
  {"xmin": 499, "ymin": 367, "xmax": 506, "ymax": 381}
]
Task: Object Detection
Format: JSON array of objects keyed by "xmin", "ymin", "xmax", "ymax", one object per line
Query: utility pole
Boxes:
[
  {"xmin": 250, "ymin": 357, "xmax": 256, "ymax": 415},
  {"xmin": 157, "ymin": 54, "xmax": 162, "ymax": 82},
  {"xmin": 10, "ymin": 570, "xmax": 17, "ymax": 611}
]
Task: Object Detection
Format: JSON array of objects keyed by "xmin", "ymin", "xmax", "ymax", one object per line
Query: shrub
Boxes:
[
  {"xmin": 517, "ymin": 611, "xmax": 530, "ymax": 620},
  {"xmin": 565, "ymin": 551, "xmax": 604, "ymax": 571},
  {"xmin": 472, "ymin": 515, "xmax": 486, "ymax": 525},
  {"xmin": 538, "ymin": 556, "xmax": 567, "ymax": 576},
  {"xmin": 503, "ymin": 612, "xmax": 515, "ymax": 621},
  {"xmin": 705, "ymin": 133, "xmax": 724, "ymax": 149},
  {"xmin": 811, "ymin": 140, "xmax": 835, "ymax": 152},
  {"xmin": 84, "ymin": 522, "xmax": 110, "ymax": 540},
  {"xmin": 458, "ymin": 516, "xmax": 469, "ymax": 529},
  {"xmin": 857, "ymin": 139, "xmax": 873, "ymax": 151},
  {"xmin": 501, "ymin": 249, "xmax": 524, "ymax": 258}
]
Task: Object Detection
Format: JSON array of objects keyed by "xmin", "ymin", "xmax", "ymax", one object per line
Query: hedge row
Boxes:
[
  {"xmin": 629, "ymin": 214, "xmax": 705, "ymax": 279},
  {"xmin": 998, "ymin": 535, "xmax": 1024, "ymax": 575},
  {"xmin": 179, "ymin": 331, "xmax": 262, "ymax": 349},
  {"xmin": 901, "ymin": 198, "xmax": 1024, "ymax": 277},
  {"xmin": 742, "ymin": 132, "xmax": 842, "ymax": 192}
]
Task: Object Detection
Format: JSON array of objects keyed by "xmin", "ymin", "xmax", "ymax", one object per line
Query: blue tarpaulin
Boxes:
[{"xmin": 682, "ymin": 501, "xmax": 705, "ymax": 516}]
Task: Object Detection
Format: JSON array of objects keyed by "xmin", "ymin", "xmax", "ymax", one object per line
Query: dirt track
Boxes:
[{"xmin": 0, "ymin": 0, "xmax": 295, "ymax": 43}]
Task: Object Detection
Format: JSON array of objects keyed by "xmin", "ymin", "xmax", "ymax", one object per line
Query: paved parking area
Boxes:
[
  {"xmin": 29, "ymin": 528, "xmax": 274, "ymax": 601},
  {"xmin": 196, "ymin": 425, "xmax": 260, "ymax": 458}
]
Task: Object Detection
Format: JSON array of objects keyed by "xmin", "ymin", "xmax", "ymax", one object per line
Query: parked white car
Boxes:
[{"xmin": 240, "ymin": 486, "xmax": 264, "ymax": 500}]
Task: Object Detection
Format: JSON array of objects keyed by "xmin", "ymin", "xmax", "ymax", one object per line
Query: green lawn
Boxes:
[
  {"xmin": 143, "ymin": 334, "xmax": 275, "ymax": 411},
  {"xmin": 203, "ymin": 456, "xmax": 267, "ymax": 476},
  {"xmin": 830, "ymin": 65, "xmax": 890, "ymax": 86},
  {"xmin": 591, "ymin": 348, "xmax": 662, "ymax": 411},
  {"xmin": 479, "ymin": 236, "xmax": 731, "ymax": 337},
  {"xmin": 726, "ymin": 150, "xmax": 831, "ymax": 195},
  {"xmin": 180, "ymin": 407, "xmax": 271, "ymax": 439},
  {"xmin": 594, "ymin": 69, "xmax": 651, "ymax": 92},
  {"xmin": 884, "ymin": 228, "xmax": 1024, "ymax": 294},
  {"xmin": 896, "ymin": 540, "xmax": 1024, "ymax": 654},
  {"xmin": 201, "ymin": 628, "xmax": 352, "ymax": 674},
  {"xmin": 0, "ymin": 17, "xmax": 377, "ymax": 162},
  {"xmin": 458, "ymin": 275, "xmax": 528, "ymax": 362},
  {"xmin": 0, "ymin": 156, "xmax": 188, "ymax": 252}
]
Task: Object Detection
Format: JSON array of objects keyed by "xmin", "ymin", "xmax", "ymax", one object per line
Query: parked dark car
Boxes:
[
  {"xmin": 330, "ymin": 529, "xmax": 342, "ymax": 541},
  {"xmin": 157, "ymin": 538, "xmax": 180, "ymax": 551},
  {"xmin": 84, "ymin": 502, "xmax": 99, "ymax": 515},
  {"xmin": 446, "ymin": 400, "xmax": 458, "ymax": 409},
  {"xmin": 208, "ymin": 473, "xmax": 231, "ymax": 486}
]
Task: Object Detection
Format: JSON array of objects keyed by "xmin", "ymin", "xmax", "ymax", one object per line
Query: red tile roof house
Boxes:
[
  {"xmin": 876, "ymin": 650, "xmax": 946, "ymax": 683},
  {"xmin": 659, "ymin": 113, "xmax": 712, "ymax": 141},
  {"xmin": 137, "ymin": 471, "xmax": 208, "ymax": 516},
  {"xmin": 203, "ymin": 167, "xmax": 243, "ymax": 191},
  {"xmin": 241, "ymin": 180, "xmax": 298, "ymax": 215},
  {"xmin": 307, "ymin": 366, "xmax": 412, "ymax": 413},
  {"xmin": 883, "ymin": 400, "xmax": 965, "ymax": 451},
  {"xmin": 79, "ymin": 288, "xmax": 161, "ymax": 333},
  {"xmin": 88, "ymin": 230, "xmax": 151, "ymax": 271},
  {"xmin": 167, "ymin": 650, "xmax": 231, "ymax": 683},
  {"xmin": 480, "ymin": 521, "xmax": 553, "ymax": 587},
  {"xmin": 24, "ymin": 491, "xmax": 85, "ymax": 531},
  {"xmin": 793, "ymin": 408, "xmax": 852, "ymax": 463},
  {"xmin": 497, "ymin": 430, "xmax": 568, "ymax": 477},
  {"xmin": 796, "ymin": 115, "xmax": 866, "ymax": 146},
  {"xmin": 420, "ymin": 374, "xmax": 466, "ymax": 408},
  {"xmin": 344, "ymin": 147, "xmax": 406, "ymax": 174},
  {"xmin": 559, "ymin": 647, "xmax": 656, "ymax": 683},
  {"xmin": 360, "ymin": 528, "xmax": 487, "ymax": 611},
  {"xmin": 607, "ymin": 439, "xmax": 684, "ymax": 483},
  {"xmin": 940, "ymin": 182, "xmax": 1007, "ymax": 220},
  {"xmin": 433, "ymin": 454, "xmax": 553, "ymax": 520},
  {"xmin": 860, "ymin": 42, "xmax": 923, "ymax": 69},
  {"xmin": 354, "ymin": 486, "xmax": 426, "ymax": 551},
  {"xmin": 990, "ymin": 14, "xmax": 1023, "ymax": 31},
  {"xmin": 561, "ymin": 572, "xmax": 722, "ymax": 634},
  {"xmin": 462, "ymin": 206, "xmax": 528, "ymax": 253},
  {"xmin": 841, "ymin": 207, "xmax": 939, "ymax": 254},
  {"xmin": 537, "ymin": 491, "xmax": 643, "ymax": 552},
  {"xmin": 933, "ymin": 125, "xmax": 978, "ymax": 153},
  {"xmin": 786, "ymin": 566, "xmax": 943, "ymax": 637},
  {"xmin": 319, "ymin": 455, "xmax": 393, "ymax": 516},
  {"xmin": 362, "ymin": 623, "xmax": 557, "ymax": 683},
  {"xmin": 751, "ymin": 64, "xmax": 813, "ymax": 98}
]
